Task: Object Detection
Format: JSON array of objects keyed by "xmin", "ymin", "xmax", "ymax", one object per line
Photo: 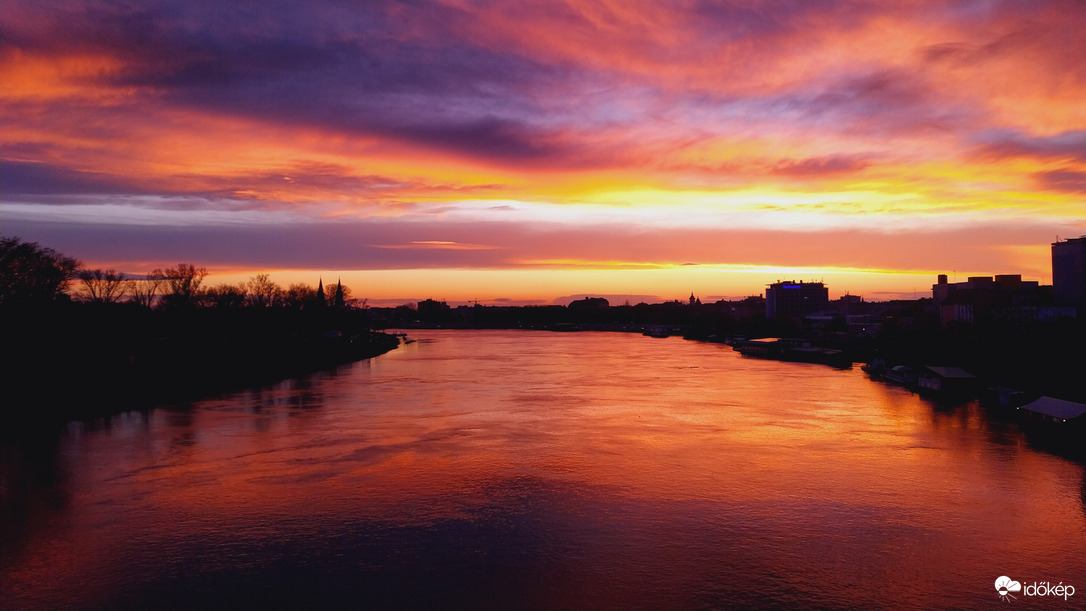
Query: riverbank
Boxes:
[{"xmin": 1, "ymin": 303, "xmax": 399, "ymax": 427}]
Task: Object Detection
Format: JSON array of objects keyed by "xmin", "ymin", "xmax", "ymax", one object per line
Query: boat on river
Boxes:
[
  {"xmin": 734, "ymin": 337, "xmax": 851, "ymax": 367},
  {"xmin": 642, "ymin": 326, "xmax": 671, "ymax": 338},
  {"xmin": 884, "ymin": 365, "xmax": 917, "ymax": 385},
  {"xmin": 915, "ymin": 366, "xmax": 976, "ymax": 397}
]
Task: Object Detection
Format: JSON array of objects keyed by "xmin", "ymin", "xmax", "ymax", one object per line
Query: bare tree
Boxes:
[
  {"xmin": 78, "ymin": 269, "xmax": 128, "ymax": 303},
  {"xmin": 205, "ymin": 283, "xmax": 247, "ymax": 308},
  {"xmin": 128, "ymin": 273, "xmax": 163, "ymax": 308},
  {"xmin": 154, "ymin": 263, "xmax": 207, "ymax": 308},
  {"xmin": 246, "ymin": 274, "xmax": 283, "ymax": 308}
]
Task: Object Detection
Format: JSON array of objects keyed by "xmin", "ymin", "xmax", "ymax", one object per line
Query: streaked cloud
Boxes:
[
  {"xmin": 2, "ymin": 0, "xmax": 1083, "ymax": 300},
  {"xmin": 377, "ymin": 241, "xmax": 503, "ymax": 251},
  {"xmin": 1034, "ymin": 169, "xmax": 1086, "ymax": 194}
]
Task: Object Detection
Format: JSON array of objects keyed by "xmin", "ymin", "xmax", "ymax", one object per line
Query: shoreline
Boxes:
[
  {"xmin": 2, "ymin": 333, "xmax": 400, "ymax": 430},
  {"xmin": 1, "ymin": 304, "xmax": 400, "ymax": 430}
]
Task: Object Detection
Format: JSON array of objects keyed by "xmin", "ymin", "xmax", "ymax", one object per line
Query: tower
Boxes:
[
  {"xmin": 333, "ymin": 278, "xmax": 346, "ymax": 308},
  {"xmin": 1052, "ymin": 236, "xmax": 1086, "ymax": 309}
]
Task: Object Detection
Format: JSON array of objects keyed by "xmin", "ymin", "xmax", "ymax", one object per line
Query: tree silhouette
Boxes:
[
  {"xmin": 283, "ymin": 283, "xmax": 319, "ymax": 310},
  {"xmin": 154, "ymin": 263, "xmax": 207, "ymax": 308},
  {"xmin": 205, "ymin": 283, "xmax": 248, "ymax": 308},
  {"xmin": 0, "ymin": 236, "xmax": 81, "ymax": 305},
  {"xmin": 78, "ymin": 269, "xmax": 128, "ymax": 303},
  {"xmin": 246, "ymin": 274, "xmax": 283, "ymax": 308},
  {"xmin": 128, "ymin": 273, "xmax": 163, "ymax": 308}
]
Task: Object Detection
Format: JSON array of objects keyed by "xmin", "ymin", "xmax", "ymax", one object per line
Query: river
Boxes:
[{"xmin": 2, "ymin": 330, "xmax": 1083, "ymax": 610}]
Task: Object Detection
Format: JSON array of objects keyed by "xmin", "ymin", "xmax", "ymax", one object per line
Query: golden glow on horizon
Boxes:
[
  {"xmin": 377, "ymin": 241, "xmax": 503, "ymax": 250},
  {"xmin": 139, "ymin": 264, "xmax": 969, "ymax": 306}
]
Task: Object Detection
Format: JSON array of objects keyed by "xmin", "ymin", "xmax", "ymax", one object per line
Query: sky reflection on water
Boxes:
[{"xmin": 2, "ymin": 330, "xmax": 1083, "ymax": 610}]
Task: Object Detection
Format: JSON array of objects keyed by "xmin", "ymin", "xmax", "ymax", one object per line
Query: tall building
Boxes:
[
  {"xmin": 1052, "ymin": 236, "xmax": 1086, "ymax": 309},
  {"xmin": 765, "ymin": 281, "xmax": 828, "ymax": 319}
]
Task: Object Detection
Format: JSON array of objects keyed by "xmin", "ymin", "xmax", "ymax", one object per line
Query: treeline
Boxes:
[
  {"xmin": 84, "ymin": 265, "xmax": 360, "ymax": 310},
  {"xmin": 0, "ymin": 237, "xmax": 396, "ymax": 426},
  {"xmin": 1, "ymin": 235, "xmax": 357, "ymax": 310}
]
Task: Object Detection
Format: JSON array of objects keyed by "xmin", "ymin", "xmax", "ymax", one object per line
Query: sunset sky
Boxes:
[{"xmin": 2, "ymin": 0, "xmax": 1084, "ymax": 305}]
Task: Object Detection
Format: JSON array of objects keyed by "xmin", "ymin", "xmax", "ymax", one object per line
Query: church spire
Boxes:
[{"xmin": 333, "ymin": 277, "xmax": 345, "ymax": 308}]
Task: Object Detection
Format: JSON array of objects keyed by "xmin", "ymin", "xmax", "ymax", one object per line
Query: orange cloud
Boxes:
[{"xmin": 2, "ymin": 1, "xmax": 1083, "ymax": 301}]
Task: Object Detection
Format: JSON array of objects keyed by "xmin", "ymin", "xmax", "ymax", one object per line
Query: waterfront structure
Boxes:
[
  {"xmin": 765, "ymin": 281, "xmax": 828, "ymax": 319},
  {"xmin": 1018, "ymin": 396, "xmax": 1086, "ymax": 424},
  {"xmin": 916, "ymin": 366, "xmax": 976, "ymax": 396},
  {"xmin": 1052, "ymin": 236, "xmax": 1086, "ymax": 310},
  {"xmin": 930, "ymin": 273, "xmax": 1061, "ymax": 325}
]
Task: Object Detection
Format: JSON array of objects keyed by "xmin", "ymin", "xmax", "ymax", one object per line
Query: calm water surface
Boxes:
[{"xmin": 2, "ymin": 330, "xmax": 1084, "ymax": 610}]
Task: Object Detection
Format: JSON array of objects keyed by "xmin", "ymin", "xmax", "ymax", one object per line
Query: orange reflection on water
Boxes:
[{"xmin": 2, "ymin": 330, "xmax": 1083, "ymax": 610}]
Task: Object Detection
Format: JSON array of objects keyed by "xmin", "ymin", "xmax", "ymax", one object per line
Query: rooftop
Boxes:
[
  {"xmin": 923, "ymin": 366, "xmax": 975, "ymax": 379},
  {"xmin": 1019, "ymin": 396, "xmax": 1086, "ymax": 420}
]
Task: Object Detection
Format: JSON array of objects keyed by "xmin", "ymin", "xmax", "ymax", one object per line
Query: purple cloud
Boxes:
[
  {"xmin": 1034, "ymin": 169, "xmax": 1086, "ymax": 194},
  {"xmin": 1, "ymin": 158, "xmax": 505, "ymax": 210},
  {"xmin": 771, "ymin": 155, "xmax": 875, "ymax": 177},
  {"xmin": 1, "ymin": 161, "xmax": 137, "ymax": 196},
  {"xmin": 4, "ymin": 214, "xmax": 1069, "ymax": 278},
  {"xmin": 2, "ymin": 1, "xmax": 590, "ymax": 166},
  {"xmin": 971, "ymin": 130, "xmax": 1086, "ymax": 163}
]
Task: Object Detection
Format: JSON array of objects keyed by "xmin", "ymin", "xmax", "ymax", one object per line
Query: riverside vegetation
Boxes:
[{"xmin": 0, "ymin": 237, "xmax": 398, "ymax": 426}]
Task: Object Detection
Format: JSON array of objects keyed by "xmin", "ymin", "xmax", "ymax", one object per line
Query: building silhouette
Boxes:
[
  {"xmin": 417, "ymin": 298, "xmax": 451, "ymax": 322},
  {"xmin": 929, "ymin": 273, "xmax": 1074, "ymax": 325},
  {"xmin": 1052, "ymin": 236, "xmax": 1086, "ymax": 310},
  {"xmin": 932, "ymin": 274, "xmax": 1040, "ymax": 303},
  {"xmin": 765, "ymin": 281, "xmax": 828, "ymax": 319}
]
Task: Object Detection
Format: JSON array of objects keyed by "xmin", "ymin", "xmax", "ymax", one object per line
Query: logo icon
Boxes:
[{"xmin": 995, "ymin": 576, "xmax": 1022, "ymax": 602}]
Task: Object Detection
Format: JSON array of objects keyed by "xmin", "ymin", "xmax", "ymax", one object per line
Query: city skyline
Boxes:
[{"xmin": 2, "ymin": 1, "xmax": 1084, "ymax": 304}]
